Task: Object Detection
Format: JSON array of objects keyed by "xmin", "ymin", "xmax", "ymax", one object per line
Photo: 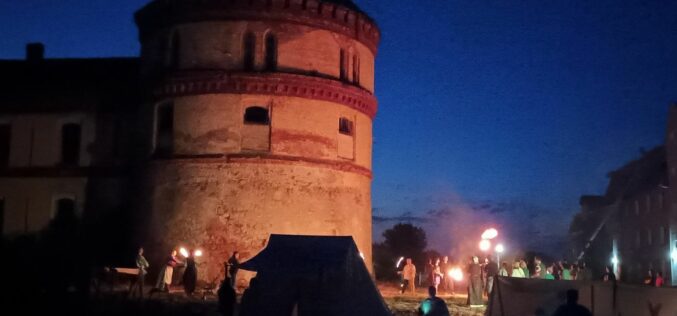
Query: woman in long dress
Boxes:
[
  {"xmin": 155, "ymin": 250, "xmax": 180, "ymax": 292},
  {"xmin": 467, "ymin": 256, "xmax": 483, "ymax": 307},
  {"xmin": 183, "ymin": 250, "xmax": 198, "ymax": 295}
]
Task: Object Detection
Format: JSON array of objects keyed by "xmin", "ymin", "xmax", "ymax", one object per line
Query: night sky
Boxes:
[{"xmin": 1, "ymin": 0, "xmax": 676, "ymax": 257}]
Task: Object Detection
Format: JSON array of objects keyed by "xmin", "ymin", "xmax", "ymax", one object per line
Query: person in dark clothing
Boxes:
[
  {"xmin": 417, "ymin": 286, "xmax": 450, "ymax": 316},
  {"xmin": 467, "ymin": 256, "xmax": 483, "ymax": 307},
  {"xmin": 217, "ymin": 277, "xmax": 236, "ymax": 316},
  {"xmin": 182, "ymin": 250, "xmax": 198, "ymax": 295},
  {"xmin": 239, "ymin": 277, "xmax": 260, "ymax": 316},
  {"xmin": 484, "ymin": 258, "xmax": 498, "ymax": 296},
  {"xmin": 226, "ymin": 251, "xmax": 240, "ymax": 288},
  {"xmin": 553, "ymin": 289, "xmax": 592, "ymax": 316},
  {"xmin": 602, "ymin": 266, "xmax": 616, "ymax": 282}
]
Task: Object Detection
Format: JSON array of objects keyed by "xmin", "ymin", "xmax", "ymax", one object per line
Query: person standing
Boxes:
[
  {"xmin": 226, "ymin": 251, "xmax": 240, "ymax": 289},
  {"xmin": 655, "ymin": 272, "xmax": 664, "ymax": 287},
  {"xmin": 544, "ymin": 266, "xmax": 555, "ymax": 280},
  {"xmin": 417, "ymin": 286, "xmax": 450, "ymax": 316},
  {"xmin": 432, "ymin": 258, "xmax": 443, "ymax": 291},
  {"xmin": 562, "ymin": 264, "xmax": 573, "ymax": 280},
  {"xmin": 183, "ymin": 250, "xmax": 198, "ymax": 295},
  {"xmin": 602, "ymin": 266, "xmax": 616, "ymax": 282},
  {"xmin": 498, "ymin": 262, "xmax": 509, "ymax": 276},
  {"xmin": 534, "ymin": 257, "xmax": 547, "ymax": 279},
  {"xmin": 402, "ymin": 258, "xmax": 417, "ymax": 294},
  {"xmin": 511, "ymin": 261, "xmax": 526, "ymax": 278},
  {"xmin": 156, "ymin": 249, "xmax": 180, "ymax": 292},
  {"xmin": 130, "ymin": 247, "xmax": 149, "ymax": 298},
  {"xmin": 218, "ymin": 277, "xmax": 236, "ymax": 316},
  {"xmin": 440, "ymin": 256, "xmax": 454, "ymax": 295},
  {"xmin": 484, "ymin": 258, "xmax": 498, "ymax": 296},
  {"xmin": 519, "ymin": 260, "xmax": 530, "ymax": 278},
  {"xmin": 467, "ymin": 256, "xmax": 483, "ymax": 307}
]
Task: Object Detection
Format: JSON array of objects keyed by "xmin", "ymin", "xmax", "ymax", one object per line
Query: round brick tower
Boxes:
[{"xmin": 134, "ymin": 0, "xmax": 379, "ymax": 283}]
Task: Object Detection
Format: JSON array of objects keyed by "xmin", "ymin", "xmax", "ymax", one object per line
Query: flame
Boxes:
[
  {"xmin": 481, "ymin": 228, "xmax": 498, "ymax": 240},
  {"xmin": 448, "ymin": 267, "xmax": 463, "ymax": 281},
  {"xmin": 179, "ymin": 247, "xmax": 189, "ymax": 257},
  {"xmin": 195, "ymin": 249, "xmax": 203, "ymax": 257}
]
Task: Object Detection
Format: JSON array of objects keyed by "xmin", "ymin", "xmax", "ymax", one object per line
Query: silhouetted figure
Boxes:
[
  {"xmin": 485, "ymin": 258, "xmax": 498, "ymax": 295},
  {"xmin": 467, "ymin": 256, "xmax": 483, "ymax": 307},
  {"xmin": 129, "ymin": 247, "xmax": 149, "ymax": 298},
  {"xmin": 217, "ymin": 277, "xmax": 236, "ymax": 316},
  {"xmin": 183, "ymin": 250, "xmax": 198, "ymax": 295},
  {"xmin": 226, "ymin": 251, "xmax": 240, "ymax": 288},
  {"xmin": 239, "ymin": 277, "xmax": 260, "ymax": 316},
  {"xmin": 602, "ymin": 266, "xmax": 616, "ymax": 282},
  {"xmin": 553, "ymin": 289, "xmax": 592, "ymax": 316},
  {"xmin": 417, "ymin": 286, "xmax": 450, "ymax": 316}
]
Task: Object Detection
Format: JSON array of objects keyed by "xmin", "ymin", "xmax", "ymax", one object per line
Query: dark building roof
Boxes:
[
  {"xmin": 0, "ymin": 57, "xmax": 140, "ymax": 113},
  {"xmin": 605, "ymin": 146, "xmax": 668, "ymax": 201}
]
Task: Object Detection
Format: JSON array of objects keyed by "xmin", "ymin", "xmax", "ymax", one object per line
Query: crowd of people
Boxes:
[{"xmin": 127, "ymin": 247, "xmax": 242, "ymax": 300}]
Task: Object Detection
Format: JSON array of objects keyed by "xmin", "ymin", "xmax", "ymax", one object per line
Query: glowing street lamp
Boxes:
[
  {"xmin": 495, "ymin": 243, "xmax": 504, "ymax": 264},
  {"xmin": 481, "ymin": 228, "xmax": 498, "ymax": 240},
  {"xmin": 479, "ymin": 239, "xmax": 491, "ymax": 252}
]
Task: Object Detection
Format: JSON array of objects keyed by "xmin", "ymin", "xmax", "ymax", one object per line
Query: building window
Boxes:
[
  {"xmin": 0, "ymin": 124, "xmax": 10, "ymax": 167},
  {"xmin": 339, "ymin": 49, "xmax": 347, "ymax": 80},
  {"xmin": 352, "ymin": 54, "xmax": 360, "ymax": 84},
  {"xmin": 169, "ymin": 32, "xmax": 180, "ymax": 70},
  {"xmin": 635, "ymin": 231, "xmax": 640, "ymax": 248},
  {"xmin": 634, "ymin": 200, "xmax": 639, "ymax": 215},
  {"xmin": 155, "ymin": 103, "xmax": 174, "ymax": 157},
  {"xmin": 243, "ymin": 32, "xmax": 256, "ymax": 71},
  {"xmin": 61, "ymin": 123, "xmax": 81, "ymax": 165},
  {"xmin": 264, "ymin": 33, "xmax": 277, "ymax": 71},
  {"xmin": 339, "ymin": 117, "xmax": 354, "ymax": 135},
  {"xmin": 244, "ymin": 106, "xmax": 269, "ymax": 125}
]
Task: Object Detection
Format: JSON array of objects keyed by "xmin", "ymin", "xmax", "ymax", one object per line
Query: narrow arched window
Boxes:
[
  {"xmin": 265, "ymin": 33, "xmax": 278, "ymax": 71},
  {"xmin": 155, "ymin": 102, "xmax": 174, "ymax": 157},
  {"xmin": 169, "ymin": 32, "xmax": 180, "ymax": 70},
  {"xmin": 339, "ymin": 117, "xmax": 353, "ymax": 135},
  {"xmin": 244, "ymin": 106, "xmax": 269, "ymax": 125},
  {"xmin": 352, "ymin": 54, "xmax": 360, "ymax": 84},
  {"xmin": 61, "ymin": 123, "xmax": 81, "ymax": 165},
  {"xmin": 243, "ymin": 32, "xmax": 256, "ymax": 71},
  {"xmin": 339, "ymin": 49, "xmax": 347, "ymax": 80}
]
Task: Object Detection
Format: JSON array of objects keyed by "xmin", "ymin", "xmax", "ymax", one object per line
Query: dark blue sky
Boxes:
[{"xmin": 2, "ymin": 0, "xmax": 676, "ymax": 254}]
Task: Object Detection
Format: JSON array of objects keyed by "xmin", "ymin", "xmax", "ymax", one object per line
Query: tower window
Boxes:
[
  {"xmin": 244, "ymin": 106, "xmax": 269, "ymax": 125},
  {"xmin": 339, "ymin": 49, "xmax": 347, "ymax": 80},
  {"xmin": 0, "ymin": 124, "xmax": 11, "ymax": 167},
  {"xmin": 155, "ymin": 102, "xmax": 174, "ymax": 157},
  {"xmin": 352, "ymin": 54, "xmax": 360, "ymax": 84},
  {"xmin": 61, "ymin": 123, "xmax": 81, "ymax": 165},
  {"xmin": 243, "ymin": 32, "xmax": 256, "ymax": 71},
  {"xmin": 339, "ymin": 117, "xmax": 353, "ymax": 135},
  {"xmin": 169, "ymin": 32, "xmax": 180, "ymax": 70},
  {"xmin": 265, "ymin": 33, "xmax": 277, "ymax": 71}
]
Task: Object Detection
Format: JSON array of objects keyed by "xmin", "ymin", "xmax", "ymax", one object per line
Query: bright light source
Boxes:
[
  {"xmin": 611, "ymin": 256, "xmax": 619, "ymax": 265},
  {"xmin": 359, "ymin": 252, "xmax": 365, "ymax": 260},
  {"xmin": 495, "ymin": 243, "xmax": 505, "ymax": 253},
  {"xmin": 396, "ymin": 256, "xmax": 404, "ymax": 268},
  {"xmin": 179, "ymin": 247, "xmax": 189, "ymax": 257},
  {"xmin": 194, "ymin": 249, "xmax": 203, "ymax": 257},
  {"xmin": 448, "ymin": 267, "xmax": 463, "ymax": 281},
  {"xmin": 481, "ymin": 228, "xmax": 498, "ymax": 240},
  {"xmin": 671, "ymin": 249, "xmax": 677, "ymax": 261},
  {"xmin": 479, "ymin": 239, "xmax": 491, "ymax": 251}
]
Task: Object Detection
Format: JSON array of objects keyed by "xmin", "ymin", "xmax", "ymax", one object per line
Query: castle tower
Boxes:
[{"xmin": 134, "ymin": 0, "xmax": 380, "ymax": 282}]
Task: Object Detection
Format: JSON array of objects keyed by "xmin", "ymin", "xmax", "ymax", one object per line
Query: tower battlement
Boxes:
[{"xmin": 136, "ymin": 0, "xmax": 380, "ymax": 54}]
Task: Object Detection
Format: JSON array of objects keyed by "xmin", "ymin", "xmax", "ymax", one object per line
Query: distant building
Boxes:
[
  {"xmin": 0, "ymin": 0, "xmax": 381, "ymax": 283},
  {"xmin": 572, "ymin": 105, "xmax": 677, "ymax": 285}
]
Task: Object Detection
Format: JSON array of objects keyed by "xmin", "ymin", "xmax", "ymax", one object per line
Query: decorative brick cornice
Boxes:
[
  {"xmin": 152, "ymin": 153, "xmax": 373, "ymax": 178},
  {"xmin": 152, "ymin": 71, "xmax": 378, "ymax": 119},
  {"xmin": 135, "ymin": 0, "xmax": 380, "ymax": 55}
]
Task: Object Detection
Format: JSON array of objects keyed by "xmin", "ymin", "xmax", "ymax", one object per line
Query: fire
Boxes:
[
  {"xmin": 448, "ymin": 267, "xmax": 463, "ymax": 281},
  {"xmin": 179, "ymin": 247, "xmax": 189, "ymax": 257}
]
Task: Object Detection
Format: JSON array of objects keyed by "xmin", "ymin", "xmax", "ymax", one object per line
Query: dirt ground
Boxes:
[{"xmin": 88, "ymin": 282, "xmax": 487, "ymax": 316}]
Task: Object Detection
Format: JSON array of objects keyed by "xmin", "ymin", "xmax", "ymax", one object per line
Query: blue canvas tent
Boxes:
[{"xmin": 239, "ymin": 234, "xmax": 392, "ymax": 316}]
